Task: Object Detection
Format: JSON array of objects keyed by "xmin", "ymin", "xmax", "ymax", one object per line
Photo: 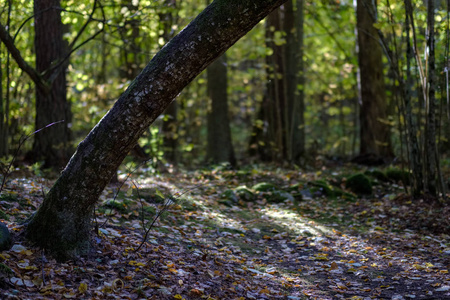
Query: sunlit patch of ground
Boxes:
[{"xmin": 0, "ymin": 165, "xmax": 449, "ymax": 299}]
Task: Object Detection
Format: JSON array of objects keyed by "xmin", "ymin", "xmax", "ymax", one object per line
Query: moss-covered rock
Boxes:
[
  {"xmin": 345, "ymin": 173, "xmax": 372, "ymax": 195},
  {"xmin": 252, "ymin": 182, "xmax": 277, "ymax": 192},
  {"xmin": 0, "ymin": 223, "xmax": 11, "ymax": 251},
  {"xmin": 365, "ymin": 169, "xmax": 390, "ymax": 183},
  {"xmin": 235, "ymin": 186, "xmax": 255, "ymax": 202},
  {"xmin": 221, "ymin": 189, "xmax": 238, "ymax": 203},
  {"xmin": 309, "ymin": 180, "xmax": 334, "ymax": 197},
  {"xmin": 266, "ymin": 190, "xmax": 295, "ymax": 203},
  {"xmin": 385, "ymin": 168, "xmax": 410, "ymax": 185}
]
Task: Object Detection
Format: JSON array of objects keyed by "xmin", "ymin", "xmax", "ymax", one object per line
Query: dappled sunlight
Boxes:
[
  {"xmin": 1, "ymin": 166, "xmax": 449, "ymax": 299},
  {"xmin": 260, "ymin": 204, "xmax": 333, "ymax": 236}
]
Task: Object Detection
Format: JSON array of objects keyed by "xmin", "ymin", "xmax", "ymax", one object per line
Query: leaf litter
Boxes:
[{"xmin": 0, "ymin": 165, "xmax": 449, "ymax": 299}]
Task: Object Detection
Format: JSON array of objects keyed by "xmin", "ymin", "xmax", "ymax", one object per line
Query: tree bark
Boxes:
[
  {"xmin": 160, "ymin": 0, "xmax": 179, "ymax": 164},
  {"xmin": 404, "ymin": 0, "xmax": 423, "ymax": 195},
  {"xmin": 0, "ymin": 41, "xmax": 7, "ymax": 157},
  {"xmin": 356, "ymin": 0, "xmax": 393, "ymax": 158},
  {"xmin": 250, "ymin": 2, "xmax": 304, "ymax": 162},
  {"xmin": 25, "ymin": 0, "xmax": 287, "ymax": 259},
  {"xmin": 32, "ymin": 0, "xmax": 72, "ymax": 168},
  {"xmin": 424, "ymin": 0, "xmax": 437, "ymax": 195},
  {"xmin": 284, "ymin": 0, "xmax": 305, "ymax": 162},
  {"xmin": 206, "ymin": 53, "xmax": 236, "ymax": 165}
]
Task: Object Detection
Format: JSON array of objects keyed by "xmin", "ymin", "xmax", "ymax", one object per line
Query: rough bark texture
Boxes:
[
  {"xmin": 25, "ymin": 0, "xmax": 287, "ymax": 259},
  {"xmin": 0, "ymin": 42, "xmax": 7, "ymax": 157},
  {"xmin": 404, "ymin": 0, "xmax": 423, "ymax": 195},
  {"xmin": 425, "ymin": 0, "xmax": 437, "ymax": 195},
  {"xmin": 160, "ymin": 0, "xmax": 179, "ymax": 164},
  {"xmin": 284, "ymin": 0, "xmax": 305, "ymax": 162},
  {"xmin": 357, "ymin": 0, "xmax": 392, "ymax": 158},
  {"xmin": 32, "ymin": 0, "xmax": 72, "ymax": 168},
  {"xmin": 206, "ymin": 54, "xmax": 236, "ymax": 165}
]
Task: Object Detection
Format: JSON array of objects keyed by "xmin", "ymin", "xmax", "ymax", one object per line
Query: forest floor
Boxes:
[{"xmin": 0, "ymin": 162, "xmax": 449, "ymax": 300}]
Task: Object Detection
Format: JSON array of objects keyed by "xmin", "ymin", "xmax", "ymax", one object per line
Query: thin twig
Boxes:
[
  {"xmin": 135, "ymin": 184, "xmax": 202, "ymax": 253},
  {"xmin": 0, "ymin": 121, "xmax": 64, "ymax": 194}
]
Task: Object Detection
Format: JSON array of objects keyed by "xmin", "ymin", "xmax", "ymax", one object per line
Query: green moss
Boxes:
[
  {"xmin": 309, "ymin": 180, "xmax": 334, "ymax": 197},
  {"xmin": 103, "ymin": 200, "xmax": 129, "ymax": 213},
  {"xmin": 265, "ymin": 190, "xmax": 294, "ymax": 203},
  {"xmin": 234, "ymin": 186, "xmax": 255, "ymax": 202},
  {"xmin": 365, "ymin": 169, "xmax": 389, "ymax": 183},
  {"xmin": 345, "ymin": 173, "xmax": 372, "ymax": 195},
  {"xmin": 0, "ymin": 210, "xmax": 9, "ymax": 221},
  {"xmin": 221, "ymin": 189, "xmax": 238, "ymax": 202},
  {"xmin": 0, "ymin": 263, "xmax": 13, "ymax": 276},
  {"xmin": 252, "ymin": 182, "xmax": 277, "ymax": 192},
  {"xmin": 385, "ymin": 168, "xmax": 410, "ymax": 185}
]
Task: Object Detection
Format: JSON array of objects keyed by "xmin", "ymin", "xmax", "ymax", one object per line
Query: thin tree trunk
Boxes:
[
  {"xmin": 425, "ymin": 0, "xmax": 437, "ymax": 195},
  {"xmin": 0, "ymin": 1, "xmax": 11, "ymax": 158},
  {"xmin": 25, "ymin": 0, "xmax": 287, "ymax": 259},
  {"xmin": 32, "ymin": 0, "xmax": 72, "ymax": 168},
  {"xmin": 404, "ymin": 0, "xmax": 423, "ymax": 195},
  {"xmin": 160, "ymin": 0, "xmax": 179, "ymax": 164},
  {"xmin": 0, "ymin": 42, "xmax": 7, "ymax": 157},
  {"xmin": 206, "ymin": 53, "xmax": 236, "ymax": 165}
]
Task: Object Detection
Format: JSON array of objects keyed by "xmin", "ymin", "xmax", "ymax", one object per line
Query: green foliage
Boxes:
[{"xmin": 2, "ymin": 0, "xmax": 448, "ymax": 172}]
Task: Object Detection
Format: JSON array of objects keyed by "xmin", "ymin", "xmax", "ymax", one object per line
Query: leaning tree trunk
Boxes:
[{"xmin": 25, "ymin": 0, "xmax": 287, "ymax": 259}]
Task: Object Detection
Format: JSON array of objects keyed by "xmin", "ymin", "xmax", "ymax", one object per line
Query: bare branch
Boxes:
[{"xmin": 0, "ymin": 22, "xmax": 50, "ymax": 94}]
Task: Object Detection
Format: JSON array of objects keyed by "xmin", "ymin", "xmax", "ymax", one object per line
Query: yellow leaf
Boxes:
[
  {"xmin": 112, "ymin": 279, "xmax": 124, "ymax": 291},
  {"xmin": 439, "ymin": 269, "xmax": 448, "ymax": 274},
  {"xmin": 63, "ymin": 293, "xmax": 76, "ymax": 298},
  {"xmin": 173, "ymin": 294, "xmax": 183, "ymax": 300},
  {"xmin": 330, "ymin": 262, "xmax": 338, "ymax": 270},
  {"xmin": 259, "ymin": 288, "xmax": 270, "ymax": 294},
  {"xmin": 78, "ymin": 282, "xmax": 88, "ymax": 294},
  {"xmin": 155, "ymin": 188, "xmax": 165, "ymax": 199},
  {"xmin": 336, "ymin": 283, "xmax": 348, "ymax": 290},
  {"xmin": 126, "ymin": 188, "xmax": 133, "ymax": 197}
]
